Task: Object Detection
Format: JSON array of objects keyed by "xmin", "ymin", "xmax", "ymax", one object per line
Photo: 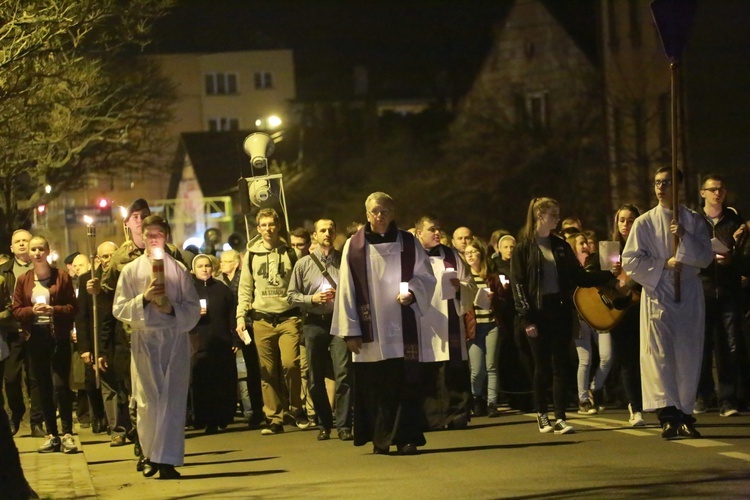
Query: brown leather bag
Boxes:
[{"xmin": 464, "ymin": 308, "xmax": 477, "ymax": 341}]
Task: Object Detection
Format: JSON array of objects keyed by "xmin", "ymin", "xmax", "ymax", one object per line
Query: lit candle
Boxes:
[
  {"xmin": 321, "ymin": 282, "xmax": 332, "ymax": 293},
  {"xmin": 500, "ymin": 275, "xmax": 509, "ymax": 286},
  {"xmin": 151, "ymin": 247, "xmax": 166, "ymax": 306},
  {"xmin": 199, "ymin": 299, "xmax": 207, "ymax": 309},
  {"xmin": 399, "ymin": 282, "xmax": 409, "ymax": 296},
  {"xmin": 35, "ymin": 296, "xmax": 46, "ymax": 304},
  {"xmin": 445, "ymin": 267, "xmax": 455, "ymax": 272}
]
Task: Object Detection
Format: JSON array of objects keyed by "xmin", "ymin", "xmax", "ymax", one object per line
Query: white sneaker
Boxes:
[
  {"xmin": 537, "ymin": 413, "xmax": 553, "ymax": 433},
  {"xmin": 628, "ymin": 404, "xmax": 645, "ymax": 427},
  {"xmin": 553, "ymin": 419, "xmax": 575, "ymax": 434}
]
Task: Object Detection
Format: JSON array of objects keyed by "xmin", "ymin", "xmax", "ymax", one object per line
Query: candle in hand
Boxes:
[
  {"xmin": 399, "ymin": 282, "xmax": 409, "ymax": 297},
  {"xmin": 199, "ymin": 299, "xmax": 207, "ymax": 309},
  {"xmin": 35, "ymin": 296, "xmax": 47, "ymax": 304},
  {"xmin": 151, "ymin": 247, "xmax": 166, "ymax": 306}
]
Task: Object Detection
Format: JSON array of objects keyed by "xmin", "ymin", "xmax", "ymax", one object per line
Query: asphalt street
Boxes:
[{"xmin": 15, "ymin": 407, "xmax": 750, "ymax": 499}]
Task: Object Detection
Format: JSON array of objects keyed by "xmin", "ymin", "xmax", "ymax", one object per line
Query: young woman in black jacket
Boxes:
[{"xmin": 510, "ymin": 197, "xmax": 615, "ymax": 434}]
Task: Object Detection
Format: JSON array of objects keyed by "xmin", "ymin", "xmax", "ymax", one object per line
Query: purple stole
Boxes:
[
  {"xmin": 438, "ymin": 246, "xmax": 463, "ymax": 366},
  {"xmin": 348, "ymin": 225, "xmax": 419, "ymax": 380}
]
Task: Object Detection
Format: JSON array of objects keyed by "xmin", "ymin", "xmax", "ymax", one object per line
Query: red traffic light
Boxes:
[{"xmin": 98, "ymin": 198, "xmax": 109, "ymax": 209}]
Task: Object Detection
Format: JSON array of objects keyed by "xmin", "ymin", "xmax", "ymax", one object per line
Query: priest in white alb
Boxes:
[
  {"xmin": 113, "ymin": 216, "xmax": 201, "ymax": 478},
  {"xmin": 622, "ymin": 167, "xmax": 713, "ymax": 439},
  {"xmin": 414, "ymin": 214, "xmax": 476, "ymax": 429},
  {"xmin": 332, "ymin": 192, "xmax": 436, "ymax": 455}
]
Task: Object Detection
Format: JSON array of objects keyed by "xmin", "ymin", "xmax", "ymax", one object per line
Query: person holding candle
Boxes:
[
  {"xmin": 608, "ymin": 204, "xmax": 647, "ymax": 427},
  {"xmin": 332, "ymin": 192, "xmax": 436, "ymax": 455},
  {"xmin": 414, "ymin": 215, "xmax": 476, "ymax": 428},
  {"xmin": 189, "ymin": 254, "xmax": 238, "ymax": 435},
  {"xmin": 287, "ymin": 219, "xmax": 354, "ymax": 441},
  {"xmin": 12, "ymin": 235, "xmax": 79, "ymax": 453},
  {"xmin": 112, "ymin": 215, "xmax": 201, "ymax": 479},
  {"xmin": 463, "ymin": 240, "xmax": 507, "ymax": 418},
  {"xmin": 511, "ymin": 197, "xmax": 615, "ymax": 435}
]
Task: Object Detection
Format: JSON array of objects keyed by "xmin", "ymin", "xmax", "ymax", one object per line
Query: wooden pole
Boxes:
[{"xmin": 670, "ymin": 61, "xmax": 681, "ymax": 302}]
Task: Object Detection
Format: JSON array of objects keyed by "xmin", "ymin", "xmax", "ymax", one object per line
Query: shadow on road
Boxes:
[
  {"xmin": 184, "ymin": 456, "xmax": 277, "ymax": 467},
  {"xmin": 178, "ymin": 469, "xmax": 286, "ymax": 480},
  {"xmin": 420, "ymin": 440, "xmax": 579, "ymax": 455}
]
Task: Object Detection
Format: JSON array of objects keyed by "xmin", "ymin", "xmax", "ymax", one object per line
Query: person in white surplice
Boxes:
[
  {"xmin": 113, "ymin": 216, "xmax": 201, "ymax": 478},
  {"xmin": 622, "ymin": 167, "xmax": 713, "ymax": 439}
]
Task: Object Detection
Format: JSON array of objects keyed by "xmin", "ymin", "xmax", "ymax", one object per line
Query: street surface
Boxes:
[{"xmin": 15, "ymin": 408, "xmax": 750, "ymax": 499}]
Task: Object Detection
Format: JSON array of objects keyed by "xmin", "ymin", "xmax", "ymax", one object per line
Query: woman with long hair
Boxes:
[
  {"xmin": 511, "ymin": 198, "xmax": 614, "ymax": 434},
  {"xmin": 464, "ymin": 241, "xmax": 506, "ymax": 417},
  {"xmin": 12, "ymin": 235, "xmax": 78, "ymax": 453},
  {"xmin": 609, "ymin": 204, "xmax": 646, "ymax": 426}
]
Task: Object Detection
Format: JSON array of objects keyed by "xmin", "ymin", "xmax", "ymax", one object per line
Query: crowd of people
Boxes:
[{"xmin": 2, "ymin": 168, "xmax": 750, "ymax": 487}]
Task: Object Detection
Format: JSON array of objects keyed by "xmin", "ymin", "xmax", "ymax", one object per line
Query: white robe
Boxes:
[
  {"xmin": 418, "ymin": 247, "xmax": 476, "ymax": 362},
  {"xmin": 113, "ymin": 253, "xmax": 201, "ymax": 466},
  {"xmin": 622, "ymin": 205, "xmax": 713, "ymax": 414},
  {"xmin": 332, "ymin": 232, "xmax": 436, "ymax": 362}
]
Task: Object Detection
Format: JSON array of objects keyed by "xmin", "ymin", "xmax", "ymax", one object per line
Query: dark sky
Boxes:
[{"xmin": 150, "ymin": 0, "xmax": 513, "ymax": 98}]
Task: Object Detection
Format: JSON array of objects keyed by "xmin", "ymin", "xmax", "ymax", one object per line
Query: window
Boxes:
[
  {"xmin": 254, "ymin": 71, "xmax": 273, "ymax": 90},
  {"xmin": 207, "ymin": 118, "xmax": 240, "ymax": 132},
  {"xmin": 205, "ymin": 73, "xmax": 238, "ymax": 95},
  {"xmin": 526, "ymin": 92, "xmax": 548, "ymax": 129}
]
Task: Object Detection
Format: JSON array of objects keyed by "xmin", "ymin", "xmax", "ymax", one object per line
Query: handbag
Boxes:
[{"xmin": 464, "ymin": 308, "xmax": 477, "ymax": 341}]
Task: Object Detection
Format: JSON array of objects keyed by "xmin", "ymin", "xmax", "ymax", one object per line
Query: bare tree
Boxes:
[{"xmin": 0, "ymin": 0, "xmax": 175, "ymax": 234}]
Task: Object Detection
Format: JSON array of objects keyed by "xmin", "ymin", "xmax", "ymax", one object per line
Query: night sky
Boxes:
[{"xmin": 150, "ymin": 0, "xmax": 513, "ymax": 98}]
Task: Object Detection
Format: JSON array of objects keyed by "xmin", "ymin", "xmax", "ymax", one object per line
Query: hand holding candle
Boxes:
[
  {"xmin": 315, "ymin": 283, "xmax": 335, "ymax": 304},
  {"xmin": 199, "ymin": 298, "xmax": 207, "ymax": 315},
  {"xmin": 398, "ymin": 281, "xmax": 414, "ymax": 305}
]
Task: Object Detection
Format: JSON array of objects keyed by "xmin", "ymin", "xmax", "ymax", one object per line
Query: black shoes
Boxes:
[
  {"xmin": 397, "ymin": 443, "xmax": 418, "ymax": 455},
  {"xmin": 260, "ymin": 423, "xmax": 284, "ymax": 435},
  {"xmin": 92, "ymin": 418, "xmax": 108, "ymax": 435},
  {"xmin": 338, "ymin": 429, "xmax": 354, "ymax": 441},
  {"xmin": 473, "ymin": 398, "xmax": 488, "ymax": 417},
  {"xmin": 136, "ymin": 457, "xmax": 147, "ymax": 472},
  {"xmin": 678, "ymin": 422, "xmax": 701, "ymax": 439},
  {"xmin": 9, "ymin": 414, "xmax": 21, "ymax": 436},
  {"xmin": 158, "ymin": 464, "xmax": 181, "ymax": 480},
  {"xmin": 205, "ymin": 425, "xmax": 219, "ymax": 435},
  {"xmin": 31, "ymin": 423, "xmax": 46, "ymax": 438},
  {"xmin": 661, "ymin": 422, "xmax": 678, "ymax": 439},
  {"xmin": 38, "ymin": 435, "xmax": 61, "ymax": 453},
  {"xmin": 142, "ymin": 460, "xmax": 159, "ymax": 477},
  {"xmin": 317, "ymin": 429, "xmax": 331, "ymax": 441},
  {"xmin": 487, "ymin": 405, "xmax": 501, "ymax": 418},
  {"xmin": 373, "ymin": 445, "xmax": 389, "ymax": 455}
]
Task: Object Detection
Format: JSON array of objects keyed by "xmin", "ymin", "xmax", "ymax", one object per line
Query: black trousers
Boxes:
[
  {"xmin": 27, "ymin": 328, "xmax": 73, "ymax": 436},
  {"xmin": 3, "ymin": 333, "xmax": 43, "ymax": 425},
  {"xmin": 610, "ymin": 307, "xmax": 643, "ymax": 412},
  {"xmin": 527, "ymin": 294, "xmax": 574, "ymax": 421},
  {"xmin": 240, "ymin": 332, "xmax": 265, "ymax": 425}
]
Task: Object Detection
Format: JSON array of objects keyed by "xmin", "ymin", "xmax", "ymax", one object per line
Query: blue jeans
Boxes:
[
  {"xmin": 468, "ymin": 323, "xmax": 499, "ymax": 404},
  {"xmin": 698, "ymin": 292, "xmax": 743, "ymax": 406}
]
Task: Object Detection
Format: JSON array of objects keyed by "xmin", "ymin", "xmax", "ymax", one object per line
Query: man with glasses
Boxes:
[
  {"xmin": 695, "ymin": 174, "xmax": 748, "ymax": 416},
  {"xmin": 333, "ymin": 192, "xmax": 436, "ymax": 455},
  {"xmin": 622, "ymin": 167, "xmax": 713, "ymax": 439},
  {"xmin": 236, "ymin": 208, "xmax": 308, "ymax": 435}
]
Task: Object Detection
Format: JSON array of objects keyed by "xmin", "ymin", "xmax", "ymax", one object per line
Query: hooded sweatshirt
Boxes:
[{"xmin": 236, "ymin": 235, "xmax": 297, "ymax": 323}]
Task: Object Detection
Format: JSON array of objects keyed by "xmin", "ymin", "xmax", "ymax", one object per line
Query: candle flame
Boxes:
[
  {"xmin": 151, "ymin": 247, "xmax": 164, "ymax": 259},
  {"xmin": 119, "ymin": 205, "xmax": 128, "ymax": 218},
  {"xmin": 83, "ymin": 215, "xmax": 94, "ymax": 225}
]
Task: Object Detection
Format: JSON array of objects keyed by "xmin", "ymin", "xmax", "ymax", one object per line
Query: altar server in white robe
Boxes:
[
  {"xmin": 622, "ymin": 167, "xmax": 713, "ymax": 439},
  {"xmin": 113, "ymin": 216, "xmax": 201, "ymax": 478},
  {"xmin": 414, "ymin": 214, "xmax": 476, "ymax": 429},
  {"xmin": 332, "ymin": 192, "xmax": 436, "ymax": 455}
]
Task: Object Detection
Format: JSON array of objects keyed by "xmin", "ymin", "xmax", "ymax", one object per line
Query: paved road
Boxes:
[{"xmin": 16, "ymin": 408, "xmax": 750, "ymax": 499}]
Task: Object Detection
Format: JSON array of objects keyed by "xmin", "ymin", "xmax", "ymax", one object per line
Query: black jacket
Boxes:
[
  {"xmin": 191, "ymin": 276, "xmax": 239, "ymax": 352},
  {"xmin": 510, "ymin": 233, "xmax": 612, "ymax": 329},
  {"xmin": 699, "ymin": 206, "xmax": 748, "ymax": 298}
]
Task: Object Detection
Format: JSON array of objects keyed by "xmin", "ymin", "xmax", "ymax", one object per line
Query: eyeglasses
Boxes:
[
  {"xmin": 702, "ymin": 187, "xmax": 725, "ymax": 193},
  {"xmin": 654, "ymin": 180, "xmax": 673, "ymax": 187},
  {"xmin": 464, "ymin": 250, "xmax": 480, "ymax": 256}
]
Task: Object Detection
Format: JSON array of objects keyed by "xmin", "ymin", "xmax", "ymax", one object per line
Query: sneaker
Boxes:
[
  {"xmin": 31, "ymin": 424, "xmax": 46, "ymax": 438},
  {"xmin": 693, "ymin": 397, "xmax": 707, "ymax": 414},
  {"xmin": 473, "ymin": 398, "xmax": 488, "ymax": 417},
  {"xmin": 553, "ymin": 419, "xmax": 575, "ymax": 434},
  {"xmin": 628, "ymin": 404, "xmax": 646, "ymax": 427},
  {"xmin": 719, "ymin": 403, "xmax": 740, "ymax": 417},
  {"xmin": 295, "ymin": 413, "xmax": 312, "ymax": 430},
  {"xmin": 38, "ymin": 435, "xmax": 61, "ymax": 453},
  {"xmin": 110, "ymin": 434, "xmax": 126, "ymax": 447},
  {"xmin": 537, "ymin": 413, "xmax": 553, "ymax": 433},
  {"xmin": 261, "ymin": 423, "xmax": 284, "ymax": 435},
  {"xmin": 578, "ymin": 400, "xmax": 597, "ymax": 415},
  {"xmin": 61, "ymin": 434, "xmax": 78, "ymax": 454}
]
